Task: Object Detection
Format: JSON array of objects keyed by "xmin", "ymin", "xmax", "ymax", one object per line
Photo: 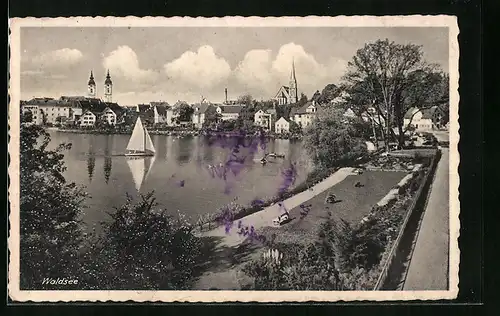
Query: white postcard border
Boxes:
[{"xmin": 8, "ymin": 15, "xmax": 460, "ymax": 302}]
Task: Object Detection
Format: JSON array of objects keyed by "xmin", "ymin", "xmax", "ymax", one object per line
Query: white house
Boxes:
[
  {"xmin": 191, "ymin": 103, "xmax": 213, "ymax": 129},
  {"xmin": 79, "ymin": 111, "xmax": 97, "ymax": 127},
  {"xmin": 403, "ymin": 107, "xmax": 446, "ymax": 132},
  {"xmin": 216, "ymin": 105, "xmax": 242, "ymax": 121},
  {"xmin": 101, "ymin": 107, "xmax": 117, "ymax": 126},
  {"xmin": 291, "ymin": 101, "xmax": 317, "ymax": 128},
  {"xmin": 149, "ymin": 102, "xmax": 169, "ymax": 124},
  {"xmin": 254, "ymin": 109, "xmax": 276, "ymax": 131},
  {"xmin": 275, "ymin": 117, "xmax": 290, "ymax": 134}
]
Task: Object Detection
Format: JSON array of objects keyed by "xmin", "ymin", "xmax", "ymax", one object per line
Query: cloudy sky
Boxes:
[{"xmin": 20, "ymin": 27, "xmax": 448, "ymax": 105}]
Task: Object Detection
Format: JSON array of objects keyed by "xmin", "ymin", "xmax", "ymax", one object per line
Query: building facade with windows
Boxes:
[
  {"xmin": 275, "ymin": 117, "xmax": 290, "ymax": 134},
  {"xmin": 291, "ymin": 101, "xmax": 318, "ymax": 128},
  {"xmin": 216, "ymin": 105, "xmax": 242, "ymax": 121}
]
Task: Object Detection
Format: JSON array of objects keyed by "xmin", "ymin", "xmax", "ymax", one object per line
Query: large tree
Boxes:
[
  {"xmin": 303, "ymin": 107, "xmax": 368, "ymax": 169},
  {"xmin": 343, "ymin": 39, "xmax": 448, "ymax": 149},
  {"xmin": 237, "ymin": 94, "xmax": 254, "ymax": 107},
  {"xmin": 20, "ymin": 125, "xmax": 86, "ymax": 289},
  {"xmin": 318, "ymin": 83, "xmax": 340, "ymax": 105},
  {"xmin": 202, "ymin": 106, "xmax": 222, "ymax": 129},
  {"xmin": 174, "ymin": 103, "xmax": 195, "ymax": 123}
]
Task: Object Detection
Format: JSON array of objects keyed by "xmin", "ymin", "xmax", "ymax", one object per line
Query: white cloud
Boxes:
[
  {"xmin": 103, "ymin": 46, "xmax": 158, "ymax": 82},
  {"xmin": 32, "ymin": 48, "xmax": 83, "ymax": 68},
  {"xmin": 163, "ymin": 45, "xmax": 231, "ymax": 89},
  {"xmin": 234, "ymin": 49, "xmax": 276, "ymax": 93},
  {"xmin": 234, "ymin": 42, "xmax": 348, "ymax": 98}
]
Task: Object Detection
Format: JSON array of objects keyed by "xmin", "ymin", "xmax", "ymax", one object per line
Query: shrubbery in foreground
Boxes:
[{"xmin": 243, "ymin": 165, "xmax": 427, "ymax": 290}]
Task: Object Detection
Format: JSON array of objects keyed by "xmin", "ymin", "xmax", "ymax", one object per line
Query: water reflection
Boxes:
[
  {"xmin": 126, "ymin": 155, "xmax": 156, "ymax": 192},
  {"xmin": 87, "ymin": 137, "xmax": 96, "ymax": 183},
  {"xmin": 103, "ymin": 135, "xmax": 114, "ymax": 184},
  {"xmin": 175, "ymin": 137, "xmax": 194, "ymax": 165}
]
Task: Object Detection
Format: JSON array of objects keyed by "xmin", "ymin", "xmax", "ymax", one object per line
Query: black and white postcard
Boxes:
[{"xmin": 8, "ymin": 16, "xmax": 460, "ymax": 302}]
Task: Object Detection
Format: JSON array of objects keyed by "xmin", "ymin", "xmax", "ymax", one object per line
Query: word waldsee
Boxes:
[{"xmin": 41, "ymin": 278, "xmax": 79, "ymax": 285}]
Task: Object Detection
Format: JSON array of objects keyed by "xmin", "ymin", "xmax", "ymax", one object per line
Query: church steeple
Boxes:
[
  {"xmin": 289, "ymin": 59, "xmax": 298, "ymax": 103},
  {"xmin": 104, "ymin": 69, "xmax": 113, "ymax": 102},
  {"xmin": 88, "ymin": 70, "xmax": 96, "ymax": 97}
]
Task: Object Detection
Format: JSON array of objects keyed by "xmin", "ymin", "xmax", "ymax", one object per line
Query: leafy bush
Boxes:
[
  {"xmin": 243, "ymin": 243, "xmax": 346, "ymax": 290},
  {"xmin": 80, "ymin": 192, "xmax": 203, "ymax": 290}
]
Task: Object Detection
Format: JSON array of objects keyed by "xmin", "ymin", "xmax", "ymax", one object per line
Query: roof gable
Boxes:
[
  {"xmin": 219, "ymin": 105, "xmax": 243, "ymax": 114},
  {"xmin": 276, "ymin": 117, "xmax": 289, "ymax": 124},
  {"xmin": 275, "ymin": 86, "xmax": 291, "ymax": 99}
]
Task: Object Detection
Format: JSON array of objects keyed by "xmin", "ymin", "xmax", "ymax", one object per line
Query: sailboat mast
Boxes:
[{"xmin": 144, "ymin": 124, "xmax": 147, "ymax": 153}]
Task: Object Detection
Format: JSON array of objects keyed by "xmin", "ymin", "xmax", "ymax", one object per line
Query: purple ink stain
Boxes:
[
  {"xmin": 251, "ymin": 199, "xmax": 265, "ymax": 207},
  {"xmin": 178, "ymin": 180, "xmax": 185, "ymax": 187},
  {"xmin": 278, "ymin": 162, "xmax": 298, "ymax": 194}
]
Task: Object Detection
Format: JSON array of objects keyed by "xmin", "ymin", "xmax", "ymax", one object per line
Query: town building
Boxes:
[
  {"xmin": 254, "ymin": 108, "xmax": 276, "ymax": 131},
  {"xmin": 215, "ymin": 104, "xmax": 243, "ymax": 121},
  {"xmin": 22, "ymin": 97, "xmax": 83, "ymax": 126},
  {"xmin": 403, "ymin": 106, "xmax": 448, "ymax": 132},
  {"xmin": 79, "ymin": 111, "xmax": 97, "ymax": 127},
  {"xmin": 75, "ymin": 98, "xmax": 122, "ymax": 127},
  {"xmin": 275, "ymin": 117, "xmax": 290, "ymax": 134},
  {"xmin": 274, "ymin": 61, "xmax": 298, "ymax": 105},
  {"xmin": 149, "ymin": 102, "xmax": 170, "ymax": 125},
  {"xmin": 192, "ymin": 102, "xmax": 215, "ymax": 129},
  {"xmin": 290, "ymin": 101, "xmax": 318, "ymax": 128},
  {"xmin": 137, "ymin": 102, "xmax": 170, "ymax": 126}
]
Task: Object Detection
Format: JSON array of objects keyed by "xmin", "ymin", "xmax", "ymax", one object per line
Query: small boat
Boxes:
[
  {"xmin": 267, "ymin": 153, "xmax": 285, "ymax": 158},
  {"xmin": 125, "ymin": 116, "xmax": 156, "ymax": 156}
]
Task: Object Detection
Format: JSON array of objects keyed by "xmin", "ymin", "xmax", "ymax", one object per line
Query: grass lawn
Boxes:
[{"xmin": 260, "ymin": 170, "xmax": 407, "ymax": 245}]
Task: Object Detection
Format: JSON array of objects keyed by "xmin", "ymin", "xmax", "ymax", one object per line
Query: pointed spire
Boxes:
[
  {"xmin": 290, "ymin": 58, "xmax": 296, "ymax": 81},
  {"xmin": 88, "ymin": 70, "xmax": 96, "ymax": 85},
  {"xmin": 105, "ymin": 69, "xmax": 112, "ymax": 85}
]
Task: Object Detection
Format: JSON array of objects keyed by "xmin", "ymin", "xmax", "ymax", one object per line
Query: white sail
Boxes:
[
  {"xmin": 144, "ymin": 155, "xmax": 156, "ymax": 181},
  {"xmin": 126, "ymin": 117, "xmax": 146, "ymax": 152},
  {"xmin": 144, "ymin": 128, "xmax": 156, "ymax": 153},
  {"xmin": 127, "ymin": 157, "xmax": 145, "ymax": 191}
]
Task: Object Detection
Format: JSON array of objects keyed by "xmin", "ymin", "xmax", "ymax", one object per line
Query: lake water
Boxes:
[{"xmin": 48, "ymin": 132, "xmax": 312, "ymax": 229}]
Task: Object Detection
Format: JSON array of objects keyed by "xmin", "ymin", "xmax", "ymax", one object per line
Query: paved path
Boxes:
[
  {"xmin": 193, "ymin": 167, "xmax": 355, "ymax": 289},
  {"xmin": 200, "ymin": 167, "xmax": 355, "ymax": 246},
  {"xmin": 404, "ymin": 148, "xmax": 449, "ymax": 290}
]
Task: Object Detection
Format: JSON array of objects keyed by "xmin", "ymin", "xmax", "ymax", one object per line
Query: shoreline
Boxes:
[{"xmin": 50, "ymin": 127, "xmax": 303, "ymax": 140}]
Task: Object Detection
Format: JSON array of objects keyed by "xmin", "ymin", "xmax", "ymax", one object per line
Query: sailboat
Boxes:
[
  {"xmin": 125, "ymin": 116, "xmax": 156, "ymax": 156},
  {"xmin": 126, "ymin": 155, "xmax": 156, "ymax": 191}
]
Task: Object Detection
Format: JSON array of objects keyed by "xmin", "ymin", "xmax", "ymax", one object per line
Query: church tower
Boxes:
[
  {"xmin": 104, "ymin": 70, "xmax": 113, "ymax": 102},
  {"xmin": 289, "ymin": 59, "xmax": 298, "ymax": 104},
  {"xmin": 88, "ymin": 71, "xmax": 96, "ymax": 97}
]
